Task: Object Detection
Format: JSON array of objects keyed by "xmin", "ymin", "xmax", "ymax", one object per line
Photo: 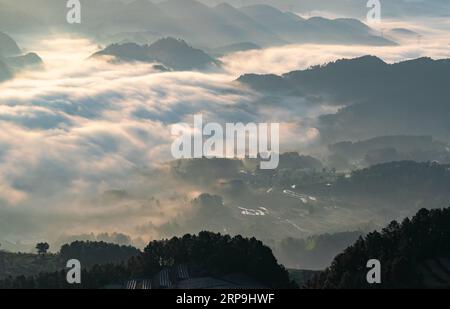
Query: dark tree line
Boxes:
[
  {"xmin": 59, "ymin": 241, "xmax": 140, "ymax": 268},
  {"xmin": 0, "ymin": 232, "xmax": 297, "ymax": 289},
  {"xmin": 307, "ymin": 208, "xmax": 450, "ymax": 289},
  {"xmin": 128, "ymin": 231, "xmax": 297, "ymax": 288}
]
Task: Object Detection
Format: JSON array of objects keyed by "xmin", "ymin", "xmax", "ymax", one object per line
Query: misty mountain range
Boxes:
[
  {"xmin": 238, "ymin": 56, "xmax": 450, "ymax": 142},
  {"xmin": 0, "ymin": 0, "xmax": 394, "ymax": 48},
  {"xmin": 199, "ymin": 0, "xmax": 450, "ymax": 18}
]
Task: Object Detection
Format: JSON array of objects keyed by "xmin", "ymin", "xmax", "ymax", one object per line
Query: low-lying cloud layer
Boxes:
[
  {"xmin": 222, "ymin": 18, "xmax": 450, "ymax": 75},
  {"xmin": 1, "ymin": 17, "xmax": 450, "ymax": 248},
  {"xmin": 0, "ymin": 35, "xmax": 325, "ymax": 246}
]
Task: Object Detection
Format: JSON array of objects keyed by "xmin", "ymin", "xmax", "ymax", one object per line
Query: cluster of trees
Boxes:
[
  {"xmin": 0, "ymin": 232, "xmax": 296, "ymax": 289},
  {"xmin": 59, "ymin": 241, "xmax": 140, "ymax": 268},
  {"xmin": 129, "ymin": 232, "xmax": 297, "ymax": 289},
  {"xmin": 307, "ymin": 208, "xmax": 450, "ymax": 288},
  {"xmin": 36, "ymin": 243, "xmax": 50, "ymax": 255}
]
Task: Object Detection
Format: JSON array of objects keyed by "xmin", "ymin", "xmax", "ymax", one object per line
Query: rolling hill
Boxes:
[
  {"xmin": 3, "ymin": 52, "xmax": 42, "ymax": 71},
  {"xmin": 93, "ymin": 37, "xmax": 219, "ymax": 71},
  {"xmin": 238, "ymin": 56, "xmax": 450, "ymax": 142}
]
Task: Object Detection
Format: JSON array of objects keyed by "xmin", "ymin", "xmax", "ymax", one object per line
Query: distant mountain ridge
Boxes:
[
  {"xmin": 0, "ymin": 31, "xmax": 21, "ymax": 56},
  {"xmin": 0, "ymin": 0, "xmax": 395, "ymax": 49},
  {"xmin": 199, "ymin": 0, "xmax": 450, "ymax": 19},
  {"xmin": 0, "ymin": 31, "xmax": 43, "ymax": 82},
  {"xmin": 93, "ymin": 37, "xmax": 219, "ymax": 71},
  {"xmin": 240, "ymin": 4, "xmax": 393, "ymax": 46}
]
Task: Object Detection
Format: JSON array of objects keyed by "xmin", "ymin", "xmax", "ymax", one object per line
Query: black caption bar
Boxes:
[{"xmin": 0, "ymin": 288, "xmax": 445, "ymax": 307}]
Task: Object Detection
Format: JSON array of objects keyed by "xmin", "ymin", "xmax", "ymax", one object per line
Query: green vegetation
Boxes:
[
  {"xmin": 59, "ymin": 241, "xmax": 140, "ymax": 268},
  {"xmin": 0, "ymin": 251, "xmax": 60, "ymax": 280},
  {"xmin": 0, "ymin": 241, "xmax": 141, "ymax": 283}
]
